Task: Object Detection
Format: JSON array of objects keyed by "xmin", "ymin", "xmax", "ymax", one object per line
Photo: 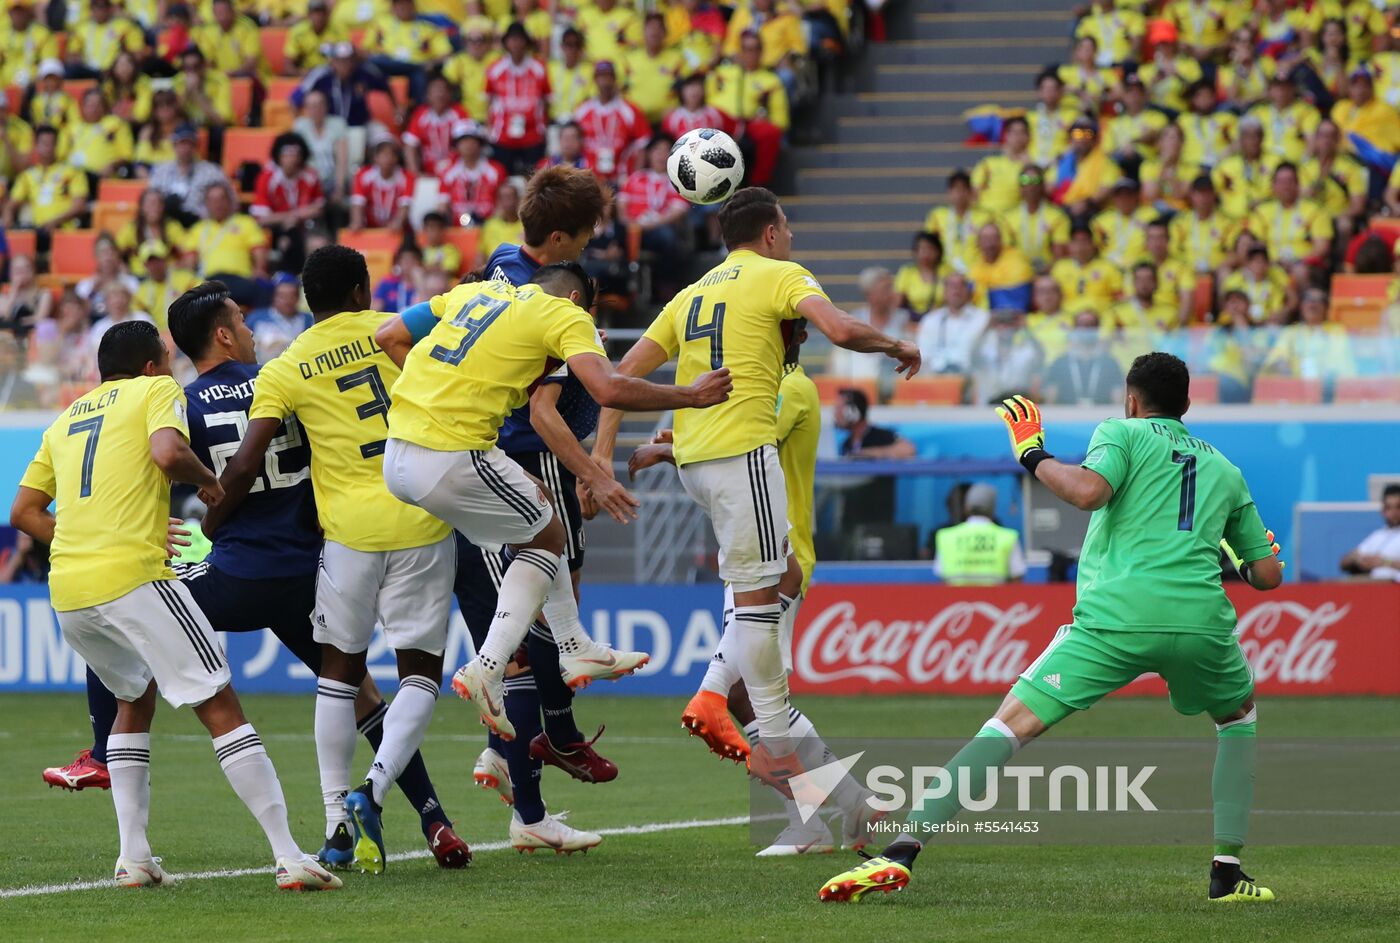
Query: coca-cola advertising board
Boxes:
[{"xmin": 790, "ymin": 583, "xmax": 1400, "ymax": 696}]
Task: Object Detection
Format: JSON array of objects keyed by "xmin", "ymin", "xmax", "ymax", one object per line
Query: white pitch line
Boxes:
[{"xmin": 0, "ymin": 815, "xmax": 751, "ymax": 900}]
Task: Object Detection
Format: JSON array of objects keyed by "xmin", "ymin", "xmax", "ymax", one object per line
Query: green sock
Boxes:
[
  {"xmin": 907, "ymin": 722, "xmax": 1017, "ymax": 830},
  {"xmin": 1212, "ymin": 711, "xmax": 1257, "ymax": 859}
]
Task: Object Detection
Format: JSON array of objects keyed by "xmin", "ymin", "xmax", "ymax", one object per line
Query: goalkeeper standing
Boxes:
[{"xmin": 820, "ymin": 352, "xmax": 1284, "ymax": 905}]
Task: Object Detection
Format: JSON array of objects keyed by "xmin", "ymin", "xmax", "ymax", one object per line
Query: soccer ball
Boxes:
[{"xmin": 667, "ymin": 129, "xmax": 745, "ymax": 205}]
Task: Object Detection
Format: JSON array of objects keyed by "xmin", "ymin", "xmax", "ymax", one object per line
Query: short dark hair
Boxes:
[
  {"xmin": 1382, "ymin": 483, "xmax": 1400, "ymax": 501},
  {"xmin": 718, "ymin": 187, "xmax": 782, "ymax": 246},
  {"xmin": 302, "ymin": 244, "xmax": 369, "ymax": 313},
  {"xmin": 913, "ymin": 230, "xmax": 942, "ymax": 254},
  {"xmin": 34, "ymin": 124, "xmax": 58, "ymax": 143},
  {"xmin": 1126, "ymin": 352, "xmax": 1190, "ymax": 418},
  {"xmin": 422, "ymin": 211, "xmax": 448, "ymax": 227},
  {"xmin": 1036, "ymin": 67, "xmax": 1062, "ymax": 88},
  {"xmin": 1273, "ymin": 161, "xmax": 1298, "ymax": 180},
  {"xmin": 271, "ymin": 131, "xmax": 310, "ymax": 164},
  {"xmin": 947, "ymin": 169, "xmax": 972, "ymax": 189},
  {"xmin": 839, "ymin": 386, "xmax": 869, "ymax": 419},
  {"xmin": 168, "ymin": 280, "xmax": 234, "ymax": 361},
  {"xmin": 97, "ymin": 320, "xmax": 164, "ymax": 380},
  {"xmin": 1002, "ymin": 115, "xmax": 1028, "ymax": 135},
  {"xmin": 520, "ymin": 165, "xmax": 606, "ymax": 246},
  {"xmin": 529, "ymin": 261, "xmax": 596, "ymax": 311}
]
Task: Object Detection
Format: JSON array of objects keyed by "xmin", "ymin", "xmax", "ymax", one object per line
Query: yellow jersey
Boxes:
[
  {"xmin": 1143, "ymin": 255, "xmax": 1194, "ymax": 312},
  {"xmin": 29, "ymin": 90, "xmax": 79, "ymax": 130},
  {"xmin": 422, "ymin": 242, "xmax": 462, "ymax": 275},
  {"xmin": 705, "ymin": 63, "xmax": 789, "ymax": 130},
  {"xmin": 480, "ymin": 217, "xmax": 524, "ymax": 261},
  {"xmin": 922, "ymin": 205, "xmax": 991, "ymax": 273},
  {"xmin": 1026, "ymin": 310, "xmax": 1074, "ymax": 362},
  {"xmin": 547, "ymin": 59, "xmax": 596, "ymax": 123},
  {"xmin": 1074, "ymin": 4, "xmax": 1143, "ymax": 63},
  {"xmin": 1299, "ymin": 156, "xmax": 1367, "ymax": 218},
  {"xmin": 1137, "ymin": 55, "xmax": 1204, "ymax": 112},
  {"xmin": 575, "ymin": 3, "xmax": 642, "ymax": 66},
  {"xmin": 1003, "ymin": 201, "xmax": 1070, "ymax": 271},
  {"xmin": 19, "ymin": 375, "xmax": 189, "ymax": 611},
  {"xmin": 1103, "ymin": 108, "xmax": 1169, "ymax": 160},
  {"xmin": 332, "ymin": 0, "xmax": 388, "ymax": 28},
  {"xmin": 389, "ymin": 280, "xmax": 605, "ymax": 452},
  {"xmin": 723, "ymin": 8, "xmax": 805, "ymax": 67},
  {"xmin": 183, "ymin": 215, "xmax": 267, "ymax": 278},
  {"xmin": 1248, "ymin": 199, "xmax": 1332, "ymax": 264},
  {"xmin": 366, "ymin": 18, "xmax": 452, "ymax": 64},
  {"xmin": 250, "ymin": 310, "xmax": 450, "ymax": 551},
  {"xmin": 117, "ymin": 219, "xmax": 188, "ymax": 273},
  {"xmin": 1178, "ymin": 110, "xmax": 1236, "ymax": 168},
  {"xmin": 776, "ymin": 364, "xmax": 819, "ymax": 592},
  {"xmin": 135, "ymin": 268, "xmax": 200, "ymax": 331},
  {"xmin": 893, "ymin": 263, "xmax": 940, "ymax": 315},
  {"xmin": 68, "ymin": 18, "xmax": 145, "ymax": 72},
  {"xmin": 1051, "ymin": 256, "xmax": 1122, "ymax": 311},
  {"xmin": 192, "ymin": 17, "xmax": 268, "ymax": 79},
  {"xmin": 1250, "ymin": 100, "xmax": 1319, "ymax": 164},
  {"xmin": 1168, "ymin": 209, "xmax": 1237, "ymax": 273},
  {"xmin": 173, "ymin": 71, "xmax": 234, "ymax": 126},
  {"xmin": 1164, "ymin": 0, "xmax": 1230, "ymax": 50},
  {"xmin": 623, "ymin": 47, "xmax": 683, "ymax": 123},
  {"xmin": 10, "ymin": 162, "xmax": 88, "ymax": 229},
  {"xmin": 971, "ymin": 153, "xmax": 1027, "ymax": 215},
  {"xmin": 58, "ymin": 115, "xmax": 134, "ymax": 173},
  {"xmin": 444, "ymin": 51, "xmax": 499, "ymax": 123},
  {"xmin": 641, "ymin": 249, "xmax": 825, "ymax": 467},
  {"xmin": 1090, "ymin": 206, "xmax": 1151, "ymax": 269},
  {"xmin": 0, "ymin": 24, "xmax": 58, "ymax": 87},
  {"xmin": 0, "ymin": 115, "xmax": 34, "ymax": 183},
  {"xmin": 1211, "ymin": 154, "xmax": 1275, "ymax": 219},
  {"xmin": 1222, "ymin": 267, "xmax": 1289, "ymax": 325},
  {"xmin": 284, "ymin": 20, "xmax": 349, "ymax": 73}
]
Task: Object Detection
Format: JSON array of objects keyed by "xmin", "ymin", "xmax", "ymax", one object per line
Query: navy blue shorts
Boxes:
[{"xmin": 177, "ymin": 561, "xmax": 322, "ymax": 673}]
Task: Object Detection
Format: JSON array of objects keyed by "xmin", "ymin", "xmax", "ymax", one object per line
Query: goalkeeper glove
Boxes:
[
  {"xmin": 996, "ymin": 395, "xmax": 1052, "ymax": 474},
  {"xmin": 1221, "ymin": 529, "xmax": 1284, "ymax": 587}
]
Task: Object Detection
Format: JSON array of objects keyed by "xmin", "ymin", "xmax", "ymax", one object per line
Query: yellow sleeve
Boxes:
[
  {"xmin": 241, "ymin": 216, "xmax": 268, "ymax": 249},
  {"xmin": 641, "ymin": 301, "xmax": 680, "ymax": 357},
  {"xmin": 1049, "ymin": 209, "xmax": 1070, "ymax": 244},
  {"xmin": 69, "ymin": 169, "xmax": 90, "ymax": 199},
  {"xmin": 213, "ymin": 78, "xmax": 234, "ymax": 124},
  {"xmin": 1389, "ymin": 163, "xmax": 1400, "ymax": 189},
  {"xmin": 145, "ymin": 376, "xmax": 190, "ymax": 438},
  {"xmin": 722, "ymin": 7, "xmax": 749, "ymax": 56},
  {"xmin": 545, "ymin": 305, "xmax": 607, "ymax": 361},
  {"xmin": 19, "ymin": 435, "xmax": 56, "ymax": 497},
  {"xmin": 1309, "ymin": 210, "xmax": 1333, "ymax": 242},
  {"xmin": 766, "ymin": 77, "xmax": 789, "ymax": 130},
  {"xmin": 428, "ymin": 288, "xmax": 454, "ymax": 319},
  {"xmin": 248, "ymin": 356, "xmax": 294, "ymax": 421},
  {"xmin": 9, "ymin": 170, "xmax": 30, "ymax": 205},
  {"xmin": 124, "ymin": 20, "xmax": 146, "ymax": 52},
  {"xmin": 113, "ymin": 120, "xmax": 134, "ymax": 161},
  {"xmin": 775, "ymin": 264, "xmax": 828, "ymax": 315},
  {"xmin": 775, "ymin": 383, "xmax": 803, "ymax": 441}
]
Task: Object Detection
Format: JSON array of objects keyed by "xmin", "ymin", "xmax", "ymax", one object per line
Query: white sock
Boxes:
[
  {"xmin": 479, "ymin": 549, "xmax": 557, "ymax": 674},
  {"xmin": 540, "ymin": 554, "xmax": 591, "ymax": 654},
  {"xmin": 106, "ymin": 732, "xmax": 152, "ymax": 862},
  {"xmin": 315, "ymin": 678, "xmax": 358, "ymax": 838},
  {"xmin": 731, "ymin": 603, "xmax": 792, "ymax": 745},
  {"xmin": 789, "ymin": 708, "xmax": 866, "ymax": 813},
  {"xmin": 365, "ymin": 675, "xmax": 439, "ymax": 807},
  {"xmin": 700, "ymin": 587, "xmax": 741, "ymax": 695},
  {"xmin": 213, "ymin": 724, "xmax": 301, "ymax": 861}
]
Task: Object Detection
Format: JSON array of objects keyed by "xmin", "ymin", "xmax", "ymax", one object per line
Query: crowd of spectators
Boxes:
[
  {"xmin": 0, "ymin": 0, "xmax": 859, "ymax": 407},
  {"xmin": 831, "ymin": 0, "xmax": 1400, "ymax": 405}
]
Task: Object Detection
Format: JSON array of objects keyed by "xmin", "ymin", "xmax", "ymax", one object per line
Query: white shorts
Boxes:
[
  {"xmin": 58, "ymin": 580, "xmax": 231, "ymax": 708},
  {"xmin": 679, "ymin": 445, "xmax": 789, "ymax": 593},
  {"xmin": 314, "ymin": 534, "xmax": 457, "ymax": 655},
  {"xmin": 722, "ymin": 581, "xmax": 800, "ymax": 673},
  {"xmin": 383, "ymin": 438, "xmax": 553, "ymax": 551}
]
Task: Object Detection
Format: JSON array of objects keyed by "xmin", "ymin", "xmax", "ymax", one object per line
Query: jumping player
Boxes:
[
  {"xmin": 819, "ymin": 353, "xmax": 1283, "ymax": 904},
  {"xmin": 593, "ymin": 187, "xmax": 920, "ymax": 792},
  {"xmin": 9, "ymin": 321, "xmax": 340, "ymax": 891}
]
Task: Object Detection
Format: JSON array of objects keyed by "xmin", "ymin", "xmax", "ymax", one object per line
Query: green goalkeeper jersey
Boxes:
[{"xmin": 1073, "ymin": 416, "xmax": 1273, "ymax": 635}]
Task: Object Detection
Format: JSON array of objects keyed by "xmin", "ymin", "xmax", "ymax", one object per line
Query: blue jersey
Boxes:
[
  {"xmin": 485, "ymin": 243, "xmax": 601, "ymax": 454},
  {"xmin": 185, "ymin": 360, "xmax": 321, "ymax": 580}
]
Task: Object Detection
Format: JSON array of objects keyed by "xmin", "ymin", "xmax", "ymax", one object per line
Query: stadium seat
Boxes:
[
  {"xmin": 361, "ymin": 248, "xmax": 393, "ymax": 284},
  {"xmin": 1333, "ymin": 377, "xmax": 1400, "ymax": 404},
  {"xmin": 889, "ymin": 375, "xmax": 963, "ymax": 405},
  {"xmin": 97, "ymin": 179, "xmax": 145, "ymax": 204},
  {"xmin": 62, "ymin": 79, "xmax": 94, "ymax": 102},
  {"xmin": 92, "ymin": 202, "xmax": 136, "ymax": 236},
  {"xmin": 341, "ymin": 228, "xmax": 406, "ymax": 258},
  {"xmin": 1368, "ymin": 217, "xmax": 1400, "ymax": 241},
  {"xmin": 1191, "ymin": 275, "xmax": 1215, "ymax": 323},
  {"xmin": 1252, "ymin": 376, "xmax": 1323, "ymax": 404},
  {"xmin": 260, "ymin": 27, "xmax": 289, "ymax": 76},
  {"xmin": 49, "ymin": 229, "xmax": 100, "ymax": 277},
  {"xmin": 221, "ymin": 128, "xmax": 279, "ymax": 177},
  {"xmin": 263, "ymin": 100, "xmax": 294, "ymax": 132},
  {"xmin": 367, "ymin": 90, "xmax": 399, "ymax": 133},
  {"xmin": 1188, "ymin": 374, "xmax": 1220, "ymax": 405},
  {"xmin": 442, "ymin": 228, "xmax": 479, "ymax": 275},
  {"xmin": 6, "ymin": 229, "xmax": 36, "ymax": 262},
  {"xmin": 230, "ymin": 77, "xmax": 254, "ymax": 126},
  {"xmin": 1329, "ymin": 274, "xmax": 1390, "ymax": 330},
  {"xmin": 813, "ymin": 375, "xmax": 877, "ymax": 405},
  {"xmin": 389, "ymin": 76, "xmax": 410, "ymax": 107}
]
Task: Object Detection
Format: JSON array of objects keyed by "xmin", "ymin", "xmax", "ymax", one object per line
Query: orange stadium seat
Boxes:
[
  {"xmin": 222, "ymin": 128, "xmax": 279, "ymax": 177},
  {"xmin": 1329, "ymin": 274, "xmax": 1390, "ymax": 330},
  {"xmin": 389, "ymin": 76, "xmax": 410, "ymax": 107},
  {"xmin": 62, "ymin": 79, "xmax": 94, "ymax": 102},
  {"xmin": 230, "ymin": 77, "xmax": 254, "ymax": 126},
  {"xmin": 1333, "ymin": 377, "xmax": 1400, "ymax": 404},
  {"xmin": 341, "ymin": 228, "xmax": 406, "ymax": 258},
  {"xmin": 1252, "ymin": 376, "xmax": 1323, "ymax": 405},
  {"xmin": 6, "ymin": 228, "xmax": 36, "ymax": 262},
  {"xmin": 813, "ymin": 375, "xmax": 877, "ymax": 405},
  {"xmin": 889, "ymin": 375, "xmax": 963, "ymax": 405},
  {"xmin": 361, "ymin": 248, "xmax": 393, "ymax": 284},
  {"xmin": 442, "ymin": 228, "xmax": 479, "ymax": 275},
  {"xmin": 49, "ymin": 229, "xmax": 100, "ymax": 277},
  {"xmin": 267, "ymin": 76, "xmax": 301, "ymax": 103},
  {"xmin": 260, "ymin": 27, "xmax": 289, "ymax": 76},
  {"xmin": 1191, "ymin": 275, "xmax": 1215, "ymax": 323},
  {"xmin": 367, "ymin": 90, "xmax": 399, "ymax": 133},
  {"xmin": 92, "ymin": 202, "xmax": 137, "ymax": 236},
  {"xmin": 97, "ymin": 178, "xmax": 145, "ymax": 204},
  {"xmin": 263, "ymin": 100, "xmax": 294, "ymax": 132},
  {"xmin": 1188, "ymin": 374, "xmax": 1220, "ymax": 405},
  {"xmin": 1368, "ymin": 218, "xmax": 1400, "ymax": 241}
]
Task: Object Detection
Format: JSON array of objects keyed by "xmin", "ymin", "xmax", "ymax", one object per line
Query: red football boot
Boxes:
[
  {"xmin": 43, "ymin": 749, "xmax": 110, "ymax": 791},
  {"xmin": 427, "ymin": 822, "xmax": 472, "ymax": 869},
  {"xmin": 528, "ymin": 726, "xmax": 619, "ymax": 784}
]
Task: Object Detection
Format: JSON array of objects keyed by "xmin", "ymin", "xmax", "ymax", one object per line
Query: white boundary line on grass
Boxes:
[{"xmin": 0, "ymin": 814, "xmax": 751, "ymax": 900}]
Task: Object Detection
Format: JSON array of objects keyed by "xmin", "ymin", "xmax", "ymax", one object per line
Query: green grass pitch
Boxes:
[{"xmin": 3, "ymin": 693, "xmax": 1397, "ymax": 942}]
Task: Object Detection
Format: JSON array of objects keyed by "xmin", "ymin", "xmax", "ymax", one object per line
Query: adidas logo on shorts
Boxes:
[{"xmin": 1042, "ymin": 673, "xmax": 1062, "ymax": 690}]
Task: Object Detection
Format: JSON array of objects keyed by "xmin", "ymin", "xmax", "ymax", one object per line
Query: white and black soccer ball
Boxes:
[{"xmin": 667, "ymin": 128, "xmax": 745, "ymax": 205}]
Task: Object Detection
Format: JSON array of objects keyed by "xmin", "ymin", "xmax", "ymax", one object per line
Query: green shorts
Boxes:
[{"xmin": 1010, "ymin": 624, "xmax": 1255, "ymax": 726}]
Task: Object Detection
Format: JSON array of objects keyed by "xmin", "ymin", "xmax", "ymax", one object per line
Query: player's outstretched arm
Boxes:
[
  {"xmin": 797, "ymin": 294, "xmax": 921, "ymax": 378},
  {"xmin": 375, "ymin": 314, "xmax": 418, "ymax": 368},
  {"xmin": 9, "ymin": 486, "xmax": 55, "ymax": 545},
  {"xmin": 201, "ymin": 418, "xmax": 280, "ymax": 536},
  {"xmin": 528, "ymin": 381, "xmax": 642, "ymax": 525},
  {"xmin": 568, "ymin": 351, "xmax": 731, "ymax": 414},
  {"xmin": 589, "ymin": 337, "xmax": 680, "ymax": 471},
  {"xmin": 996, "ymin": 395, "xmax": 1114, "ymax": 512},
  {"xmin": 150, "ymin": 428, "xmax": 224, "ymax": 508}
]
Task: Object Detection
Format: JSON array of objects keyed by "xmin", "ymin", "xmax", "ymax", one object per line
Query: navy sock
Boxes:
[
  {"xmin": 527, "ymin": 627, "xmax": 583, "ymax": 745},
  {"xmin": 503, "ymin": 671, "xmax": 546, "ymax": 825},
  {"xmin": 86, "ymin": 668, "xmax": 118, "ymax": 764},
  {"xmin": 358, "ymin": 701, "xmax": 450, "ymax": 839}
]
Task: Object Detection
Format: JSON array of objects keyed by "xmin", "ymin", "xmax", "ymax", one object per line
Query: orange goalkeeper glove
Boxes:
[
  {"xmin": 1221, "ymin": 529, "xmax": 1285, "ymax": 585},
  {"xmin": 996, "ymin": 395, "xmax": 1052, "ymax": 473}
]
